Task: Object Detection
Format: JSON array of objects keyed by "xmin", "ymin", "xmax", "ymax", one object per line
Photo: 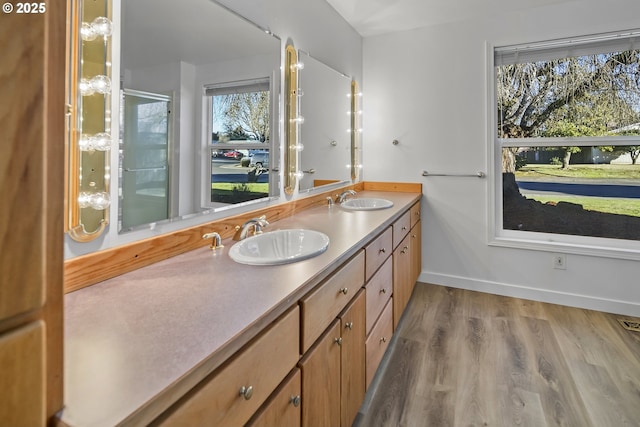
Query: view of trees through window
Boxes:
[
  {"xmin": 208, "ymin": 83, "xmax": 271, "ymax": 206},
  {"xmin": 496, "ymin": 35, "xmax": 640, "ymax": 242}
]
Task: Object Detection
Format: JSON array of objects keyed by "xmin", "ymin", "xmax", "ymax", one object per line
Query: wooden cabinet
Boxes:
[
  {"xmin": 393, "ymin": 232, "xmax": 413, "ymax": 329},
  {"xmin": 364, "ymin": 256, "xmax": 392, "ymax": 335},
  {"xmin": 0, "ymin": 322, "xmax": 46, "ymax": 426},
  {"xmin": 299, "ymin": 290, "xmax": 366, "ymax": 427},
  {"xmin": 246, "ymin": 368, "xmax": 301, "ymax": 427},
  {"xmin": 393, "ymin": 202, "xmax": 422, "ymax": 329},
  {"xmin": 364, "ymin": 227, "xmax": 392, "ymax": 282},
  {"xmin": 300, "ymin": 251, "xmax": 365, "ymax": 353},
  {"xmin": 156, "ymin": 307, "xmax": 300, "ymax": 427},
  {"xmin": 299, "ymin": 320, "xmax": 341, "ymax": 427},
  {"xmin": 339, "ymin": 290, "xmax": 366, "ymax": 427},
  {"xmin": 392, "ymin": 210, "xmax": 411, "ymax": 249},
  {"xmin": 365, "ymin": 298, "xmax": 393, "ymax": 388}
]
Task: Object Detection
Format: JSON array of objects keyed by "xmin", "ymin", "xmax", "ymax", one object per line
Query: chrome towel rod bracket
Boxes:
[{"xmin": 422, "ymin": 170, "xmax": 486, "ymax": 178}]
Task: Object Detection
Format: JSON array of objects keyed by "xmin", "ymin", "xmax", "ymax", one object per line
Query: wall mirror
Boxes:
[
  {"xmin": 67, "ymin": 0, "xmax": 282, "ymax": 242},
  {"xmin": 297, "ymin": 51, "xmax": 353, "ymax": 191},
  {"xmin": 118, "ymin": 0, "xmax": 281, "ymax": 232}
]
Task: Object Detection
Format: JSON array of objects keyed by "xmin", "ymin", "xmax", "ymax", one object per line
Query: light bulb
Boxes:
[
  {"xmin": 294, "ymin": 171, "xmax": 305, "ymax": 179},
  {"xmin": 92, "ymin": 132, "xmax": 111, "ymax": 151},
  {"xmin": 79, "ymin": 78, "xmax": 95, "ymax": 96},
  {"xmin": 78, "ymin": 192, "xmax": 92, "ymax": 208},
  {"xmin": 90, "ymin": 192, "xmax": 111, "ymax": 210},
  {"xmin": 291, "ymin": 116, "xmax": 304, "ymax": 124},
  {"xmin": 90, "ymin": 75, "xmax": 111, "ymax": 94},
  {"xmin": 91, "ymin": 17, "xmax": 113, "ymax": 37},
  {"xmin": 295, "ymin": 143, "xmax": 304, "ymax": 152},
  {"xmin": 79, "ymin": 135, "xmax": 93, "ymax": 151},
  {"xmin": 291, "ymin": 61, "xmax": 304, "ymax": 71},
  {"xmin": 80, "ymin": 22, "xmax": 98, "ymax": 41}
]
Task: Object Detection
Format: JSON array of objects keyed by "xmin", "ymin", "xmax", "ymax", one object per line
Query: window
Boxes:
[
  {"xmin": 492, "ymin": 31, "xmax": 640, "ymax": 257},
  {"xmin": 205, "ymin": 79, "xmax": 273, "ymax": 207}
]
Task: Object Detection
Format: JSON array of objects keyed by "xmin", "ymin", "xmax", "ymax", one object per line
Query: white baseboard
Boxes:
[{"xmin": 419, "ymin": 271, "xmax": 640, "ymax": 317}]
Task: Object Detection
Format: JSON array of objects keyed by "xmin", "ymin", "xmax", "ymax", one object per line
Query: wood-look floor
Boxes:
[{"xmin": 355, "ymin": 283, "xmax": 640, "ymax": 427}]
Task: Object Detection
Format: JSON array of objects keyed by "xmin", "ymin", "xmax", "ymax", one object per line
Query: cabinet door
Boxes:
[
  {"xmin": 246, "ymin": 368, "xmax": 301, "ymax": 427},
  {"xmin": 0, "ymin": 321, "xmax": 45, "ymax": 427},
  {"xmin": 410, "ymin": 220, "xmax": 422, "ymax": 284},
  {"xmin": 339, "ymin": 290, "xmax": 366, "ymax": 427},
  {"xmin": 393, "ymin": 232, "xmax": 412, "ymax": 329},
  {"xmin": 299, "ymin": 320, "xmax": 341, "ymax": 427}
]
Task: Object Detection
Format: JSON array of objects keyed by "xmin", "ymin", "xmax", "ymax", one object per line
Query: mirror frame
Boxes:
[
  {"xmin": 65, "ymin": 0, "xmax": 113, "ymax": 242},
  {"xmin": 284, "ymin": 44, "xmax": 300, "ymax": 195}
]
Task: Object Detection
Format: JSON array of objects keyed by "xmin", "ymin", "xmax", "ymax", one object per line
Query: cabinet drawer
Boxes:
[
  {"xmin": 156, "ymin": 306, "xmax": 300, "ymax": 427},
  {"xmin": 300, "ymin": 251, "xmax": 365, "ymax": 353},
  {"xmin": 364, "ymin": 227, "xmax": 392, "ymax": 282},
  {"xmin": 410, "ymin": 201, "xmax": 421, "ymax": 228},
  {"xmin": 364, "ymin": 256, "xmax": 392, "ymax": 336},
  {"xmin": 365, "ymin": 299, "xmax": 393, "ymax": 389},
  {"xmin": 246, "ymin": 368, "xmax": 301, "ymax": 427},
  {"xmin": 392, "ymin": 210, "xmax": 411, "ymax": 249}
]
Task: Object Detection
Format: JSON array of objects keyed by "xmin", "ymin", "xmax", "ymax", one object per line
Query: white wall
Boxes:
[{"xmin": 363, "ymin": 0, "xmax": 640, "ymax": 316}]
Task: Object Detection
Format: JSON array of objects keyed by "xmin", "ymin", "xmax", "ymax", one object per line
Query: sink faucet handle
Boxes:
[
  {"xmin": 336, "ymin": 189, "xmax": 357, "ymax": 203},
  {"xmin": 202, "ymin": 231, "xmax": 224, "ymax": 250}
]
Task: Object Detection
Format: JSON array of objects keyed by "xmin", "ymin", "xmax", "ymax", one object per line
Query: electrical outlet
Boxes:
[{"xmin": 553, "ymin": 254, "xmax": 566, "ymax": 270}]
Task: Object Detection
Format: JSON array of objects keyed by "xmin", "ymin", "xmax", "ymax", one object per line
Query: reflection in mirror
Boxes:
[
  {"xmin": 298, "ymin": 51, "xmax": 352, "ymax": 191},
  {"xmin": 119, "ymin": 0, "xmax": 280, "ymax": 233}
]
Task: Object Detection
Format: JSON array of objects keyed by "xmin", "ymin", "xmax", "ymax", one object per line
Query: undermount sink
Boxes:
[
  {"xmin": 229, "ymin": 229, "xmax": 330, "ymax": 266},
  {"xmin": 341, "ymin": 198, "xmax": 394, "ymax": 211}
]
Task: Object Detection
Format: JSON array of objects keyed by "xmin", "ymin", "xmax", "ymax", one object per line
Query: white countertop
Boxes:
[{"xmin": 61, "ymin": 190, "xmax": 421, "ymax": 427}]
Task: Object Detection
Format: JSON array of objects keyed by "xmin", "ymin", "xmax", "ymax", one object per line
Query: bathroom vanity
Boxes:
[{"xmin": 60, "ymin": 187, "xmax": 421, "ymax": 427}]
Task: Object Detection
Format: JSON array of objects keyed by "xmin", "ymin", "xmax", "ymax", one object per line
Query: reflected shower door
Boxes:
[{"xmin": 120, "ymin": 90, "xmax": 171, "ymax": 230}]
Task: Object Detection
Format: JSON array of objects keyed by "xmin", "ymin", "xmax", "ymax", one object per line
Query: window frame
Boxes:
[
  {"xmin": 487, "ymin": 32, "xmax": 640, "ymax": 261},
  {"xmin": 201, "ymin": 78, "xmax": 276, "ymax": 210}
]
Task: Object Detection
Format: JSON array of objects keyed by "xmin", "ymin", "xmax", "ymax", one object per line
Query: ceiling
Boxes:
[{"xmin": 325, "ymin": 0, "xmax": 576, "ymax": 37}]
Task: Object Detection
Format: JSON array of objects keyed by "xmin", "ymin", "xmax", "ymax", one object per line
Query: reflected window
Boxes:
[
  {"xmin": 494, "ymin": 31, "xmax": 640, "ymax": 251},
  {"xmin": 206, "ymin": 79, "xmax": 271, "ymax": 206}
]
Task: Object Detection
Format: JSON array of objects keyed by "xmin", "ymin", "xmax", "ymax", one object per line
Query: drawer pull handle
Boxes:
[
  {"xmin": 339, "ymin": 287, "xmax": 348, "ymax": 295},
  {"xmin": 380, "ymin": 337, "xmax": 387, "ymax": 344},
  {"xmin": 345, "ymin": 322, "xmax": 354, "ymax": 330},
  {"xmin": 239, "ymin": 385, "xmax": 254, "ymax": 400},
  {"xmin": 401, "ymin": 246, "xmax": 409, "ymax": 254},
  {"xmin": 379, "ymin": 248, "xmax": 386, "ymax": 254},
  {"xmin": 334, "ymin": 337, "xmax": 343, "ymax": 346},
  {"xmin": 290, "ymin": 395, "xmax": 301, "ymax": 407},
  {"xmin": 380, "ymin": 288, "xmax": 387, "ymax": 294}
]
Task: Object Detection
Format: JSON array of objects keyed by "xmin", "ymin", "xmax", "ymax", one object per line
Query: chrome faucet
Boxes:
[
  {"xmin": 202, "ymin": 231, "xmax": 224, "ymax": 250},
  {"xmin": 336, "ymin": 189, "xmax": 357, "ymax": 203},
  {"xmin": 233, "ymin": 215, "xmax": 269, "ymax": 240}
]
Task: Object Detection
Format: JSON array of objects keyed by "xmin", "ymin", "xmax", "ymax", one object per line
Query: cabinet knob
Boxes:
[
  {"xmin": 380, "ymin": 337, "xmax": 387, "ymax": 344},
  {"xmin": 401, "ymin": 246, "xmax": 409, "ymax": 254},
  {"xmin": 380, "ymin": 288, "xmax": 387, "ymax": 294},
  {"xmin": 339, "ymin": 287, "xmax": 348, "ymax": 295},
  {"xmin": 239, "ymin": 385, "xmax": 254, "ymax": 400},
  {"xmin": 379, "ymin": 248, "xmax": 386, "ymax": 254},
  {"xmin": 412, "ymin": 234, "xmax": 417, "ymax": 239},
  {"xmin": 290, "ymin": 395, "xmax": 301, "ymax": 407},
  {"xmin": 334, "ymin": 337, "xmax": 343, "ymax": 346},
  {"xmin": 345, "ymin": 322, "xmax": 354, "ymax": 330},
  {"xmin": 402, "ymin": 226, "xmax": 407, "ymax": 231}
]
